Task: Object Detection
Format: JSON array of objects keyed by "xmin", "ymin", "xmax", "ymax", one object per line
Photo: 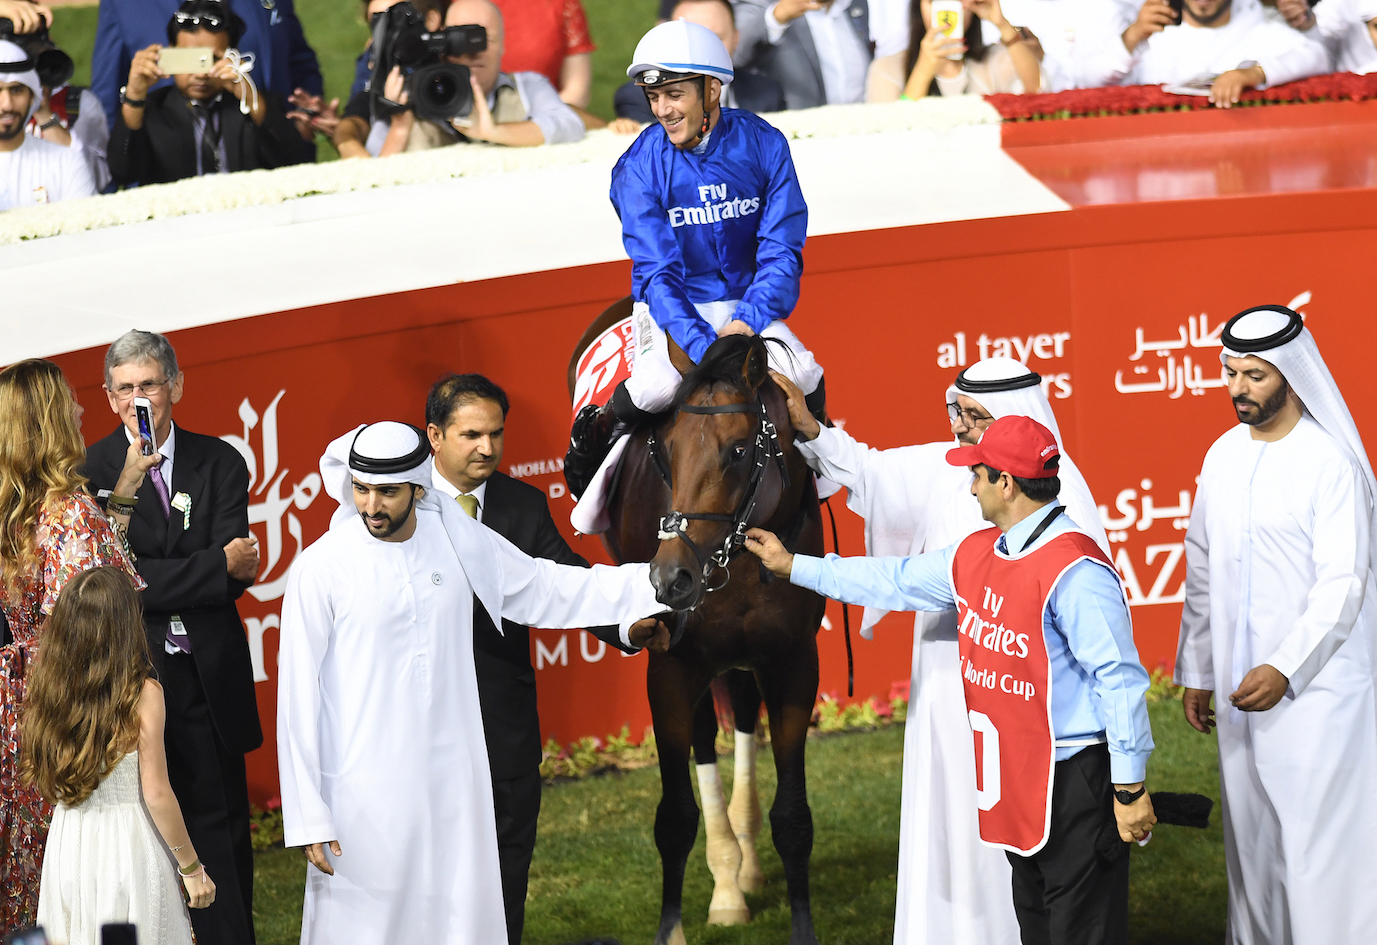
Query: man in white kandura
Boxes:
[
  {"xmin": 774, "ymin": 357, "xmax": 1109, "ymax": 945},
  {"xmin": 1176, "ymin": 304, "xmax": 1377, "ymax": 945},
  {"xmin": 277, "ymin": 422, "xmax": 668, "ymax": 944}
]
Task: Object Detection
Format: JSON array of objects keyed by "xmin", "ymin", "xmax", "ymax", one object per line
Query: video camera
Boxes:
[
  {"xmin": 0, "ymin": 14, "xmax": 75, "ymax": 88},
  {"xmin": 368, "ymin": 1, "xmax": 486, "ymax": 123}
]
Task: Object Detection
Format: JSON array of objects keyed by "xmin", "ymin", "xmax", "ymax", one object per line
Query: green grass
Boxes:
[
  {"xmin": 251, "ymin": 702, "xmax": 1227, "ymax": 944},
  {"xmin": 46, "ymin": 0, "xmax": 657, "ymax": 162}
]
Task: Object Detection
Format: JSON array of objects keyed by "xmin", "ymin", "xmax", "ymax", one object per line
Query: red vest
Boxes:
[{"xmin": 948, "ymin": 524, "xmax": 1117, "ymax": 855}]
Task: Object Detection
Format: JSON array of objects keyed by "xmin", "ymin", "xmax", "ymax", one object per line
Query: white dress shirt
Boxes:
[
  {"xmin": 123, "ymin": 420, "xmax": 177, "ymax": 492},
  {"xmin": 429, "ymin": 464, "xmax": 488, "ymax": 524},
  {"xmin": 766, "ymin": 0, "xmax": 873, "ymax": 104}
]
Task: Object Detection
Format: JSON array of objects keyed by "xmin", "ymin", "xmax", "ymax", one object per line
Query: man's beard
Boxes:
[
  {"xmin": 360, "ymin": 488, "xmax": 418, "ymax": 538},
  {"xmin": 1234, "ymin": 379, "xmax": 1289, "ymax": 426},
  {"xmin": 0, "ymin": 113, "xmax": 25, "ymax": 141},
  {"xmin": 1187, "ymin": 0, "xmax": 1234, "ymax": 27}
]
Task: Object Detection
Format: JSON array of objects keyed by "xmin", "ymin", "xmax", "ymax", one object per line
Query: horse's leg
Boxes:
[
  {"xmin": 691, "ymin": 686, "xmax": 750, "ymax": 925},
  {"xmin": 725, "ymin": 669, "xmax": 765, "ymax": 894},
  {"xmin": 758, "ymin": 644, "xmax": 821, "ymax": 945},
  {"xmin": 649, "ymin": 654, "xmax": 712, "ymax": 945}
]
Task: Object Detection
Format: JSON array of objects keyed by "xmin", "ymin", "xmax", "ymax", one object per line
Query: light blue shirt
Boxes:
[{"xmin": 790, "ymin": 502, "xmax": 1154, "ymax": 783}]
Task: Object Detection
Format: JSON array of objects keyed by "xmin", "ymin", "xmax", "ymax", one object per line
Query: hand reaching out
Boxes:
[
  {"xmin": 744, "ymin": 528, "xmax": 793, "ymax": 578},
  {"xmin": 1122, "ymin": 1, "xmax": 1175, "ymax": 53},
  {"xmin": 769, "ymin": 371, "xmax": 820, "ymax": 442},
  {"xmin": 288, "ymin": 88, "xmax": 340, "ymax": 141}
]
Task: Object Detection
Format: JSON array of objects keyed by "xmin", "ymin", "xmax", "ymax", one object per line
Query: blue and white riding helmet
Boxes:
[{"xmin": 628, "ymin": 20, "xmax": 734, "ymax": 89}]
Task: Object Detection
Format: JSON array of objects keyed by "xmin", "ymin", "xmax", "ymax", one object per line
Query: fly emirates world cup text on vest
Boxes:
[
  {"xmin": 668, "ymin": 183, "xmax": 761, "ymax": 228},
  {"xmin": 958, "ymin": 585, "xmax": 1037, "ymax": 702}
]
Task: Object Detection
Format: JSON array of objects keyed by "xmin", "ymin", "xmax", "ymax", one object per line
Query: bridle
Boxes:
[{"xmin": 647, "ymin": 392, "xmax": 791, "ymax": 595}]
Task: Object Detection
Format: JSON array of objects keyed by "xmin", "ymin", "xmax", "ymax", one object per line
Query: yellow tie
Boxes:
[{"xmin": 456, "ymin": 493, "xmax": 479, "ymax": 519}]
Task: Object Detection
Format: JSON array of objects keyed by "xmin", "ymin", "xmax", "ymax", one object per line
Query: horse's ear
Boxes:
[{"xmin": 742, "ymin": 338, "xmax": 768, "ymax": 391}]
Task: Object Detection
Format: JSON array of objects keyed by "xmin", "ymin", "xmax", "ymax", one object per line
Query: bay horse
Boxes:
[{"xmin": 567, "ymin": 303, "xmax": 826, "ymax": 945}]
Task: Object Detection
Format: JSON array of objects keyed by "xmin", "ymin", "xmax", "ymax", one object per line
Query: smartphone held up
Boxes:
[
  {"xmin": 133, "ymin": 396, "xmax": 156, "ymax": 456},
  {"xmin": 158, "ymin": 46, "xmax": 214, "ymax": 74},
  {"xmin": 931, "ymin": 0, "xmax": 965, "ymax": 61}
]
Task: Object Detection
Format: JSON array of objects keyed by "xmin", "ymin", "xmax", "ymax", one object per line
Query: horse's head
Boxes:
[{"xmin": 649, "ymin": 334, "xmax": 800, "ymax": 611}]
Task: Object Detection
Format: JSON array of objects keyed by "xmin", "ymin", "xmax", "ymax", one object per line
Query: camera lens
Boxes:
[
  {"xmin": 410, "ymin": 63, "xmax": 473, "ymax": 122},
  {"xmin": 425, "ymin": 73, "xmax": 458, "ymax": 108}
]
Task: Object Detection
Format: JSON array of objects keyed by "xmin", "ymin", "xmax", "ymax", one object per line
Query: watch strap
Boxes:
[
  {"xmin": 120, "ymin": 86, "xmax": 147, "ymax": 108},
  {"xmin": 1114, "ymin": 785, "xmax": 1147, "ymax": 805}
]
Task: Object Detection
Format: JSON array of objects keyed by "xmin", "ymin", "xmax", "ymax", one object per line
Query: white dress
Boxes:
[{"xmin": 36, "ymin": 752, "xmax": 193, "ymax": 945}]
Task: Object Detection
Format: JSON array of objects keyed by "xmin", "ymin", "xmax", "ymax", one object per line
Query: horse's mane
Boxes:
[{"xmin": 674, "ymin": 334, "xmax": 790, "ymax": 407}]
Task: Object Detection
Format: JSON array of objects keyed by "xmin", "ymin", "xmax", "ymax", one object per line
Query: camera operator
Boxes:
[
  {"xmin": 0, "ymin": 7, "xmax": 112, "ymax": 190},
  {"xmin": 109, "ymin": 1, "xmax": 314, "ymax": 187},
  {"xmin": 0, "ymin": 37, "xmax": 95, "ymax": 209},
  {"xmin": 334, "ymin": 0, "xmax": 583, "ymax": 158}
]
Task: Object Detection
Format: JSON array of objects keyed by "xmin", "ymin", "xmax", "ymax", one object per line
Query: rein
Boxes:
[{"xmin": 648, "ymin": 393, "xmax": 791, "ymax": 595}]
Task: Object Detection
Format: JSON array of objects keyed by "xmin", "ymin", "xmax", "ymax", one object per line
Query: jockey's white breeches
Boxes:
[{"xmin": 625, "ymin": 300, "xmax": 824, "ymax": 414}]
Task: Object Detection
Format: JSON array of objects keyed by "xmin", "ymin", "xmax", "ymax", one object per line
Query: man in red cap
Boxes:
[{"xmin": 747, "ymin": 415, "xmax": 1157, "ymax": 945}]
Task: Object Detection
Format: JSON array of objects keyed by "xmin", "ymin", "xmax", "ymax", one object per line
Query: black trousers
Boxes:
[
  {"xmin": 1005, "ymin": 744, "xmax": 1129, "ymax": 945},
  {"xmin": 492, "ymin": 768, "xmax": 543, "ymax": 945},
  {"xmin": 163, "ymin": 652, "xmax": 256, "ymax": 944}
]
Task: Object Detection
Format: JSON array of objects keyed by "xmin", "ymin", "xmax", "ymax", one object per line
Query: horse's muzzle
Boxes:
[{"xmin": 650, "ymin": 559, "xmax": 703, "ymax": 612}]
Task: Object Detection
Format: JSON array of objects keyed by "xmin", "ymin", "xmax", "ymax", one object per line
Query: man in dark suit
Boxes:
[
  {"xmin": 91, "ymin": 0, "xmax": 322, "ymax": 132},
  {"xmin": 616, "ymin": 0, "xmax": 785, "ymax": 122},
  {"xmin": 85, "ymin": 330, "xmax": 263, "ymax": 945},
  {"xmin": 735, "ymin": 0, "xmax": 874, "ymax": 110},
  {"xmin": 425, "ymin": 373, "xmax": 628, "ymax": 945},
  {"xmin": 108, "ymin": 4, "xmax": 313, "ymax": 187}
]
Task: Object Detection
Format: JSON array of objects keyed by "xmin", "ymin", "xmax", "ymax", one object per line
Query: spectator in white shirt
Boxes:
[
  {"xmin": 1283, "ymin": 0, "xmax": 1377, "ymax": 73},
  {"xmin": 1110, "ymin": 0, "xmax": 1328, "ymax": 107},
  {"xmin": 0, "ymin": 40, "xmax": 95, "ymax": 210},
  {"xmin": 735, "ymin": 0, "xmax": 875, "ymax": 108}
]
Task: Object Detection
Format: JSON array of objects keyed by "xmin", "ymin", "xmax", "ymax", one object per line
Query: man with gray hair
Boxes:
[{"xmin": 83, "ymin": 329, "xmax": 264, "ymax": 945}]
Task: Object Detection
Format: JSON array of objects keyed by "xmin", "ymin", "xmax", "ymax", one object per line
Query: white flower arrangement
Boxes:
[{"xmin": 0, "ymin": 97, "xmax": 1001, "ymax": 246}]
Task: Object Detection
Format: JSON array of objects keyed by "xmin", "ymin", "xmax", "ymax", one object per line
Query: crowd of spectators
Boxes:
[{"xmin": 1, "ymin": 0, "xmax": 1376, "ymax": 210}]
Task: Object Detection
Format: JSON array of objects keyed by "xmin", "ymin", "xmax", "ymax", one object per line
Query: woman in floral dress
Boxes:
[{"xmin": 0, "ymin": 359, "xmax": 157, "ymax": 934}]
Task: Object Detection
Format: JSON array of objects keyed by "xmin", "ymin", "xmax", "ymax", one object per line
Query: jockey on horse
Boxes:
[{"xmin": 564, "ymin": 19, "xmax": 827, "ymax": 498}]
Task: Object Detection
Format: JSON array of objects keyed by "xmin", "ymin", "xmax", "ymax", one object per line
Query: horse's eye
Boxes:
[{"xmin": 732, "ymin": 444, "xmax": 748, "ymax": 462}]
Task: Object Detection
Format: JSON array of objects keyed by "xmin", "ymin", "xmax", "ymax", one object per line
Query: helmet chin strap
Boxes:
[{"xmin": 680, "ymin": 76, "xmax": 711, "ymax": 150}]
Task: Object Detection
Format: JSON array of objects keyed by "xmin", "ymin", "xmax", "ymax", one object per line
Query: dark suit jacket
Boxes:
[
  {"xmin": 735, "ymin": 0, "xmax": 872, "ymax": 110},
  {"xmin": 613, "ymin": 70, "xmax": 787, "ymax": 123},
  {"xmin": 92, "ymin": 0, "xmax": 322, "ymax": 130},
  {"xmin": 109, "ymin": 85, "xmax": 312, "ymax": 187},
  {"xmin": 84, "ymin": 425, "xmax": 263, "ymax": 755},
  {"xmin": 474, "ymin": 472, "xmax": 627, "ymax": 780}
]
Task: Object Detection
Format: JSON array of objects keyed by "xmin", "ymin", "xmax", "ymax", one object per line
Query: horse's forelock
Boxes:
[{"xmin": 674, "ymin": 334, "xmax": 786, "ymax": 407}]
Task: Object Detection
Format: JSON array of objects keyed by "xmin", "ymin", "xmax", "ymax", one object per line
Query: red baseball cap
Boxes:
[{"xmin": 946, "ymin": 416, "xmax": 1060, "ymax": 479}]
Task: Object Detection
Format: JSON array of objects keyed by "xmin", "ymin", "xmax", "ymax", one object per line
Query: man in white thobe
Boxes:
[
  {"xmin": 278, "ymin": 422, "xmax": 668, "ymax": 945},
  {"xmin": 775, "ymin": 357, "xmax": 1109, "ymax": 945},
  {"xmin": 1176, "ymin": 305, "xmax": 1377, "ymax": 945},
  {"xmin": 0, "ymin": 41, "xmax": 97, "ymax": 210},
  {"xmin": 1106, "ymin": 0, "xmax": 1328, "ymax": 106}
]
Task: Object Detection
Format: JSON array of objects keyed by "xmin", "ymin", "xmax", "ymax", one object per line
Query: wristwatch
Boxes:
[
  {"xmin": 38, "ymin": 114, "xmax": 62, "ymax": 131},
  {"xmin": 1114, "ymin": 785, "xmax": 1146, "ymax": 805},
  {"xmin": 119, "ymin": 85, "xmax": 146, "ymax": 108},
  {"xmin": 1000, "ymin": 26, "xmax": 1032, "ymax": 47}
]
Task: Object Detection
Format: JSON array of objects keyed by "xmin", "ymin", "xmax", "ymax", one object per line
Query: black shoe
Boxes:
[
  {"xmin": 565, "ymin": 403, "xmax": 619, "ymax": 500},
  {"xmin": 804, "ymin": 376, "xmax": 832, "ymax": 428}
]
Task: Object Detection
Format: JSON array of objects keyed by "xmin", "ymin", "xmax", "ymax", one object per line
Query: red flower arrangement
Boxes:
[{"xmin": 987, "ymin": 72, "xmax": 1377, "ymax": 122}]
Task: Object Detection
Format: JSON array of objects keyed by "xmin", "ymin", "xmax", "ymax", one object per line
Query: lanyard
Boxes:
[{"xmin": 1019, "ymin": 505, "xmax": 1066, "ymax": 553}]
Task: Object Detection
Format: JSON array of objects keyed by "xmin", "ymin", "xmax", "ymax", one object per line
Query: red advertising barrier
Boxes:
[{"xmin": 49, "ymin": 184, "xmax": 1377, "ymax": 806}]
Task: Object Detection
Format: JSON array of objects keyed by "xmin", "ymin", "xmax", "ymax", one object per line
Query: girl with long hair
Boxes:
[
  {"xmin": 24, "ymin": 567, "xmax": 213, "ymax": 944},
  {"xmin": 867, "ymin": 0, "xmax": 1043, "ymax": 101},
  {"xmin": 0, "ymin": 359, "xmax": 154, "ymax": 933}
]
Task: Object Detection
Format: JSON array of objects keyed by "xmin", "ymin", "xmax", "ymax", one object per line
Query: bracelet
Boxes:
[
  {"xmin": 1000, "ymin": 26, "xmax": 1028, "ymax": 48},
  {"xmin": 107, "ymin": 497, "xmax": 137, "ymax": 514},
  {"xmin": 170, "ymin": 842, "xmax": 186, "ymax": 853},
  {"xmin": 178, "ymin": 857, "xmax": 202, "ymax": 876},
  {"xmin": 179, "ymin": 863, "xmax": 208, "ymax": 886}
]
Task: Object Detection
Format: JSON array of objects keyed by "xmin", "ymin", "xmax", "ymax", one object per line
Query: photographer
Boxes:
[
  {"xmin": 109, "ymin": 1, "xmax": 313, "ymax": 187},
  {"xmin": 0, "ymin": 38, "xmax": 95, "ymax": 209},
  {"xmin": 334, "ymin": 0, "xmax": 583, "ymax": 158},
  {"xmin": 0, "ymin": 3, "xmax": 110, "ymax": 189}
]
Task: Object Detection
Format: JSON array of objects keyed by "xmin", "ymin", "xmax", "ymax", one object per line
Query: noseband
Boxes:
[{"xmin": 648, "ymin": 394, "xmax": 791, "ymax": 594}]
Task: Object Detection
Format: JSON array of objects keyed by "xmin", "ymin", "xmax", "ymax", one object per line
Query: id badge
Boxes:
[{"xmin": 170, "ymin": 615, "xmax": 188, "ymax": 636}]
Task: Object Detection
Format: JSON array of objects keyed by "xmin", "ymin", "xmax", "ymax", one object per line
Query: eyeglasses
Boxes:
[
  {"xmin": 947, "ymin": 402, "xmax": 994, "ymax": 427},
  {"xmin": 173, "ymin": 12, "xmax": 227, "ymax": 30},
  {"xmin": 108, "ymin": 379, "xmax": 170, "ymax": 400}
]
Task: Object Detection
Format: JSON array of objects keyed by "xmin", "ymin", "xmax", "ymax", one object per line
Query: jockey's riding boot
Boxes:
[
  {"xmin": 564, "ymin": 382, "xmax": 650, "ymax": 500},
  {"xmin": 804, "ymin": 376, "xmax": 833, "ymax": 428}
]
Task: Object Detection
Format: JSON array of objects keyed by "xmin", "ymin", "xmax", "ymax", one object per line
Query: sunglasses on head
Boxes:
[{"xmin": 173, "ymin": 11, "xmax": 227, "ymax": 30}]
